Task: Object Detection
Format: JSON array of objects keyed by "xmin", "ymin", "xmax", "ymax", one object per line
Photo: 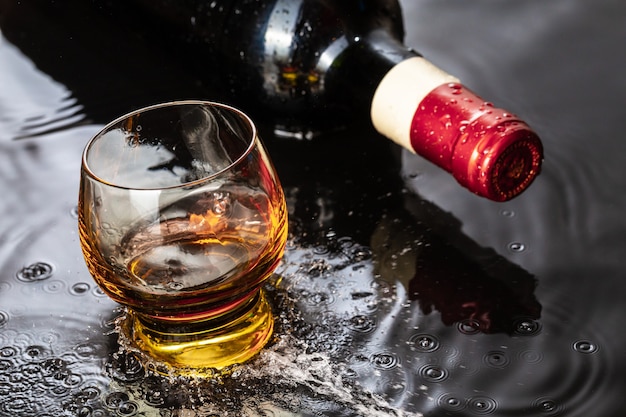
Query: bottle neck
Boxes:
[
  {"xmin": 324, "ymin": 29, "xmax": 418, "ymax": 115},
  {"xmin": 330, "ymin": 28, "xmax": 543, "ymax": 201}
]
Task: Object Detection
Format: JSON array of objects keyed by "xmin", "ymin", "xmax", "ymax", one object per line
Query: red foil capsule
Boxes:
[{"xmin": 410, "ymin": 83, "xmax": 543, "ymax": 201}]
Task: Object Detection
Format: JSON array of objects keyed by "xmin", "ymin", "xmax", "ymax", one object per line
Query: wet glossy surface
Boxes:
[{"xmin": 1, "ymin": 0, "xmax": 626, "ymax": 415}]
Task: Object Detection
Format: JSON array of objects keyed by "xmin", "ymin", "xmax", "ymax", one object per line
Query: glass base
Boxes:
[{"xmin": 122, "ymin": 290, "xmax": 274, "ymax": 373}]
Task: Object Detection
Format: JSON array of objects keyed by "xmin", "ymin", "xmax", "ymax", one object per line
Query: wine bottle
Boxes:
[{"xmin": 106, "ymin": 0, "xmax": 544, "ymax": 201}]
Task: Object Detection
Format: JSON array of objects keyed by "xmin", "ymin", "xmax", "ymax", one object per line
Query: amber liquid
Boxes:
[{"xmin": 79, "ymin": 190, "xmax": 287, "ymax": 371}]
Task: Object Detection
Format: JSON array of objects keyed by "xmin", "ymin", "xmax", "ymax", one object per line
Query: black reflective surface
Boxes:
[{"xmin": 1, "ymin": 0, "xmax": 626, "ymax": 416}]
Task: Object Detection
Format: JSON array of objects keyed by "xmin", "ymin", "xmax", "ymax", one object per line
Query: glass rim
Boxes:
[{"xmin": 81, "ymin": 100, "xmax": 258, "ymax": 191}]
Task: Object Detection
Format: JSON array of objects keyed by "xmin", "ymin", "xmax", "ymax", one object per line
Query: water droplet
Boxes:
[
  {"xmin": 92, "ymin": 286, "xmax": 107, "ymax": 297},
  {"xmin": 347, "ymin": 315, "xmax": 376, "ymax": 333},
  {"xmin": 74, "ymin": 342, "xmax": 102, "ymax": 358},
  {"xmin": 408, "ymin": 334, "xmax": 440, "ymax": 352},
  {"xmin": 369, "ymin": 352, "xmax": 400, "ymax": 370},
  {"xmin": 533, "ymin": 398, "xmax": 564, "ymax": 414},
  {"xmin": 16, "ymin": 262, "xmax": 54, "ymax": 282},
  {"xmin": 484, "ymin": 351, "xmax": 510, "ymax": 368},
  {"xmin": 70, "ymin": 282, "xmax": 91, "ymax": 295},
  {"xmin": 501, "ymin": 209, "xmax": 515, "ymax": 217},
  {"xmin": 70, "ymin": 205, "xmax": 79, "ymax": 219},
  {"xmin": 107, "ymin": 352, "xmax": 145, "ymax": 382},
  {"xmin": 513, "ymin": 318, "xmax": 542, "ymax": 336},
  {"xmin": 438, "ymin": 393, "xmax": 466, "ymax": 411},
  {"xmin": 118, "ymin": 400, "xmax": 139, "ymax": 416},
  {"xmin": 0, "ymin": 310, "xmax": 8, "ymax": 327},
  {"xmin": 468, "ymin": 396, "xmax": 497, "ymax": 414},
  {"xmin": 25, "ymin": 345, "xmax": 47, "ymax": 359},
  {"xmin": 508, "ymin": 242, "xmax": 526, "ymax": 252},
  {"xmin": 457, "ymin": 319, "xmax": 482, "ymax": 334},
  {"xmin": 104, "ymin": 391, "xmax": 130, "ymax": 409},
  {"xmin": 0, "ymin": 346, "xmax": 18, "ymax": 358},
  {"xmin": 418, "ymin": 364, "xmax": 448, "ymax": 382},
  {"xmin": 573, "ymin": 340, "xmax": 598, "ymax": 354}
]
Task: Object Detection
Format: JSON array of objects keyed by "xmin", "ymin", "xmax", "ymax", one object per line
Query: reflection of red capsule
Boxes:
[{"xmin": 411, "ymin": 83, "xmax": 543, "ymax": 201}]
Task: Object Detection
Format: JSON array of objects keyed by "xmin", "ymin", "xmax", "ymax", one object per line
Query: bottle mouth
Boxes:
[
  {"xmin": 488, "ymin": 135, "xmax": 543, "ymax": 201},
  {"xmin": 451, "ymin": 119, "xmax": 543, "ymax": 202}
]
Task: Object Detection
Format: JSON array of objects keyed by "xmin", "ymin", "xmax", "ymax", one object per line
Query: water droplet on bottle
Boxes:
[{"xmin": 16, "ymin": 262, "xmax": 54, "ymax": 282}]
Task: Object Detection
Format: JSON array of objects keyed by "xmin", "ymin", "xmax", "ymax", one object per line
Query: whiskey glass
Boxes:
[{"xmin": 78, "ymin": 101, "xmax": 287, "ymax": 371}]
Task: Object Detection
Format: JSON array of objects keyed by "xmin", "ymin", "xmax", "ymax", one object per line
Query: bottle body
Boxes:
[{"xmin": 120, "ymin": 0, "xmax": 543, "ymax": 200}]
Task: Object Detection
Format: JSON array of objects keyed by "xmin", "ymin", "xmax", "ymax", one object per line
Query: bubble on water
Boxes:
[
  {"xmin": 75, "ymin": 342, "xmax": 105, "ymax": 358},
  {"xmin": 107, "ymin": 351, "xmax": 146, "ymax": 383},
  {"xmin": 457, "ymin": 318, "xmax": 482, "ymax": 334},
  {"xmin": 468, "ymin": 396, "xmax": 498, "ymax": 414},
  {"xmin": 16, "ymin": 261, "xmax": 54, "ymax": 282},
  {"xmin": 104, "ymin": 391, "xmax": 130, "ymax": 409},
  {"xmin": 573, "ymin": 339, "xmax": 599, "ymax": 354},
  {"xmin": 92, "ymin": 286, "xmax": 107, "ymax": 297},
  {"xmin": 501, "ymin": 209, "xmax": 516, "ymax": 217},
  {"xmin": 418, "ymin": 364, "xmax": 448, "ymax": 382},
  {"xmin": 408, "ymin": 333, "xmax": 440, "ymax": 353},
  {"xmin": 483, "ymin": 351, "xmax": 510, "ymax": 369},
  {"xmin": 70, "ymin": 282, "xmax": 91, "ymax": 295},
  {"xmin": 347, "ymin": 314, "xmax": 376, "ymax": 334},
  {"xmin": 533, "ymin": 398, "xmax": 565, "ymax": 415},
  {"xmin": 117, "ymin": 400, "xmax": 139, "ymax": 416},
  {"xmin": 0, "ymin": 310, "xmax": 8, "ymax": 327},
  {"xmin": 369, "ymin": 352, "xmax": 400, "ymax": 370},
  {"xmin": 438, "ymin": 393, "xmax": 466, "ymax": 411},
  {"xmin": 25, "ymin": 344, "xmax": 48, "ymax": 359},
  {"xmin": 299, "ymin": 289, "xmax": 334, "ymax": 307},
  {"xmin": 507, "ymin": 241, "xmax": 526, "ymax": 253},
  {"xmin": 513, "ymin": 318, "xmax": 542, "ymax": 336},
  {"xmin": 0, "ymin": 346, "xmax": 18, "ymax": 358},
  {"xmin": 70, "ymin": 205, "xmax": 79, "ymax": 219}
]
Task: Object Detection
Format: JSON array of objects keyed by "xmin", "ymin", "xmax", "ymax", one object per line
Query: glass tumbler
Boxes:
[{"xmin": 78, "ymin": 101, "xmax": 288, "ymax": 371}]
